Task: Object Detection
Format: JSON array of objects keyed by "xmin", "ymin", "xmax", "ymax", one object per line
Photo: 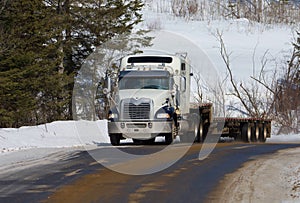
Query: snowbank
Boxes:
[
  {"xmin": 210, "ymin": 147, "xmax": 300, "ymax": 202},
  {"xmin": 0, "ymin": 120, "xmax": 109, "ymax": 153},
  {"xmin": 267, "ymin": 133, "xmax": 300, "ymax": 143}
]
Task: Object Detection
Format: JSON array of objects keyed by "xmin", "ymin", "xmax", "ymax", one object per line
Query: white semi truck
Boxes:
[{"xmin": 105, "ymin": 53, "xmax": 271, "ymax": 145}]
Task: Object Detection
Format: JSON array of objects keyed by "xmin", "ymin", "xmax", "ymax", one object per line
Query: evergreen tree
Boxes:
[
  {"xmin": 0, "ymin": 0, "xmax": 64, "ymax": 127},
  {"xmin": 0, "ymin": 0, "xmax": 149, "ymax": 127}
]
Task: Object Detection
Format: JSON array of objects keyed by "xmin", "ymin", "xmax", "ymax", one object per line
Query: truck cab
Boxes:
[{"xmin": 107, "ymin": 54, "xmax": 192, "ymax": 145}]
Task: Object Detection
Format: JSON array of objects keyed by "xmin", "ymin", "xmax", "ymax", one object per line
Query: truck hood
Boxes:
[{"xmin": 117, "ymin": 89, "xmax": 172, "ymax": 109}]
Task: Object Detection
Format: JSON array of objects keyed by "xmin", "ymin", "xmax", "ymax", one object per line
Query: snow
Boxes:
[
  {"xmin": 267, "ymin": 133, "xmax": 300, "ymax": 143},
  {"xmin": 1, "ymin": 0, "xmax": 300, "ymax": 200},
  {"xmin": 141, "ymin": 9, "xmax": 295, "ymax": 80},
  {"xmin": 211, "ymin": 147, "xmax": 300, "ymax": 202},
  {"xmin": 0, "ymin": 120, "xmax": 109, "ymax": 153}
]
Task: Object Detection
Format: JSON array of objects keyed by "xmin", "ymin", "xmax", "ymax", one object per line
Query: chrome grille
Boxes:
[{"xmin": 123, "ymin": 103, "xmax": 150, "ymax": 120}]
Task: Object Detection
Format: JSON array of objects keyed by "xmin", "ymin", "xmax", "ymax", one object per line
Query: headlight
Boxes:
[
  {"xmin": 108, "ymin": 113, "xmax": 118, "ymax": 119},
  {"xmin": 108, "ymin": 108, "xmax": 119, "ymax": 121},
  {"xmin": 156, "ymin": 113, "xmax": 171, "ymax": 119}
]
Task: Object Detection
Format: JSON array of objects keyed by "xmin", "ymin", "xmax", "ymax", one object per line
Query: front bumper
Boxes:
[{"xmin": 108, "ymin": 121, "xmax": 172, "ymax": 139}]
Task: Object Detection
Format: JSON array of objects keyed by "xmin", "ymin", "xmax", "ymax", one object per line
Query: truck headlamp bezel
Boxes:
[
  {"xmin": 108, "ymin": 113, "xmax": 118, "ymax": 119},
  {"xmin": 156, "ymin": 113, "xmax": 171, "ymax": 119},
  {"xmin": 155, "ymin": 106, "xmax": 174, "ymax": 120},
  {"xmin": 108, "ymin": 108, "xmax": 119, "ymax": 121}
]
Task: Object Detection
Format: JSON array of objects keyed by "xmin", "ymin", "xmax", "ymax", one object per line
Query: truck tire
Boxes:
[
  {"xmin": 194, "ymin": 122, "xmax": 204, "ymax": 143},
  {"xmin": 203, "ymin": 123, "xmax": 209, "ymax": 141},
  {"xmin": 259, "ymin": 124, "xmax": 267, "ymax": 142},
  {"xmin": 181, "ymin": 114, "xmax": 202, "ymax": 143},
  {"xmin": 197, "ymin": 122, "xmax": 204, "ymax": 143},
  {"xmin": 251, "ymin": 124, "xmax": 259, "ymax": 142},
  {"xmin": 110, "ymin": 134, "xmax": 120, "ymax": 146},
  {"xmin": 165, "ymin": 133, "xmax": 173, "ymax": 145},
  {"xmin": 181, "ymin": 122, "xmax": 199, "ymax": 143},
  {"xmin": 241, "ymin": 123, "xmax": 251, "ymax": 143}
]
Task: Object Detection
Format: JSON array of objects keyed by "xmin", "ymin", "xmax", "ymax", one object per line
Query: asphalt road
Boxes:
[{"xmin": 1, "ymin": 142, "xmax": 300, "ymax": 203}]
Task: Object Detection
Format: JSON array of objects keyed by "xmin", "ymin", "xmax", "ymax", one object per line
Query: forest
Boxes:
[{"xmin": 0, "ymin": 0, "xmax": 149, "ymax": 127}]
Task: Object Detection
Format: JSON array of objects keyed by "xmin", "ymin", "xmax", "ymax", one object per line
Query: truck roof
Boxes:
[
  {"xmin": 119, "ymin": 70, "xmax": 170, "ymax": 78},
  {"xmin": 120, "ymin": 54, "xmax": 188, "ymax": 74}
]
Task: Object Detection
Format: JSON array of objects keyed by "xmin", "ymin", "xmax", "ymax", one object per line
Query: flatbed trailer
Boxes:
[{"xmin": 192, "ymin": 103, "xmax": 271, "ymax": 143}]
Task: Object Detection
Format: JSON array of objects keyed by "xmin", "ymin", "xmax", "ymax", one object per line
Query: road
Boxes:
[{"xmin": 0, "ymin": 142, "xmax": 300, "ymax": 203}]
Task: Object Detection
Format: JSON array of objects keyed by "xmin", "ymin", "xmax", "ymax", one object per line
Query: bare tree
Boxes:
[
  {"xmin": 216, "ymin": 29, "xmax": 275, "ymax": 119},
  {"xmin": 192, "ymin": 70, "xmax": 203, "ymax": 104},
  {"xmin": 217, "ymin": 29, "xmax": 300, "ymax": 134},
  {"xmin": 273, "ymin": 32, "xmax": 300, "ymax": 134}
]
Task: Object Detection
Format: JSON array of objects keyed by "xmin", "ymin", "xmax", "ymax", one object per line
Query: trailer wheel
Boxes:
[
  {"xmin": 259, "ymin": 125, "xmax": 267, "ymax": 142},
  {"xmin": 191, "ymin": 114, "xmax": 202, "ymax": 143},
  {"xmin": 251, "ymin": 124, "xmax": 259, "ymax": 142},
  {"xmin": 203, "ymin": 123, "xmax": 209, "ymax": 140},
  {"xmin": 197, "ymin": 122, "xmax": 204, "ymax": 142},
  {"xmin": 241, "ymin": 124, "xmax": 251, "ymax": 143},
  {"xmin": 110, "ymin": 134, "xmax": 120, "ymax": 146}
]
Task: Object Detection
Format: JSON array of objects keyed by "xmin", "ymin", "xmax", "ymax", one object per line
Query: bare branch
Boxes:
[
  {"xmin": 216, "ymin": 29, "xmax": 252, "ymax": 116},
  {"xmin": 240, "ymin": 82, "xmax": 259, "ymax": 117},
  {"xmin": 250, "ymin": 76, "xmax": 276, "ymax": 95}
]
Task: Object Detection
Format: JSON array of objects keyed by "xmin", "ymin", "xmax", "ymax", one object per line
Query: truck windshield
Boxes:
[{"xmin": 119, "ymin": 77, "xmax": 170, "ymax": 90}]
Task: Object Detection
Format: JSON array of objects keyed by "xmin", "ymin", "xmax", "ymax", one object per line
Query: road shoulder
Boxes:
[{"xmin": 208, "ymin": 147, "xmax": 300, "ymax": 202}]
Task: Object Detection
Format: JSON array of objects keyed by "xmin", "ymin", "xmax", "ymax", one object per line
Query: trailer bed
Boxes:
[{"xmin": 190, "ymin": 103, "xmax": 271, "ymax": 142}]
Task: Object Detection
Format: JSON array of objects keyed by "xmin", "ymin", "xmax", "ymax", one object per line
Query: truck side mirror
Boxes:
[
  {"xmin": 106, "ymin": 77, "xmax": 112, "ymax": 93},
  {"xmin": 181, "ymin": 76, "xmax": 186, "ymax": 92}
]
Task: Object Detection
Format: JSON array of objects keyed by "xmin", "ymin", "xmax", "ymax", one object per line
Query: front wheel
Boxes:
[
  {"xmin": 110, "ymin": 134, "xmax": 120, "ymax": 146},
  {"xmin": 165, "ymin": 133, "xmax": 173, "ymax": 145}
]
